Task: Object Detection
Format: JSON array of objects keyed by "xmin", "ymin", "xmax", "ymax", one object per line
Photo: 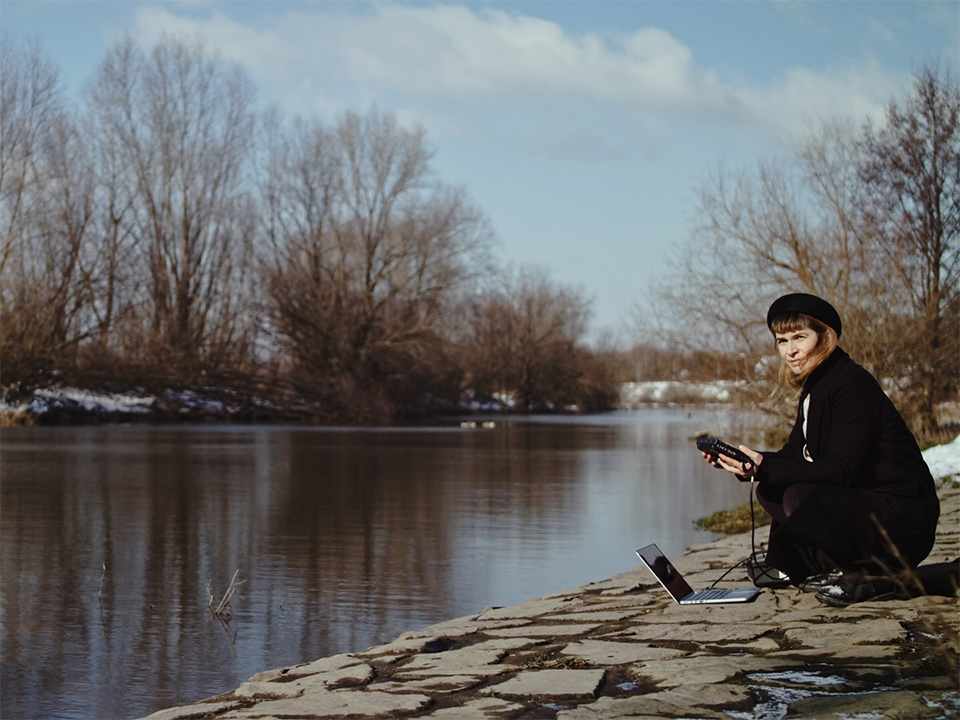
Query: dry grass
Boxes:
[
  {"xmin": 695, "ymin": 501, "xmax": 772, "ymax": 535},
  {"xmin": 522, "ymin": 654, "xmax": 589, "ymax": 670},
  {"xmin": 0, "ymin": 408, "xmax": 33, "ymax": 426}
]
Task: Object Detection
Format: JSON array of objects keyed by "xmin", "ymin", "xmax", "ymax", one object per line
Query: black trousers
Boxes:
[{"xmin": 758, "ymin": 481, "xmax": 940, "ymax": 582}]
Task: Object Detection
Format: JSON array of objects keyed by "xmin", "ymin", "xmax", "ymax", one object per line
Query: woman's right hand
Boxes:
[{"xmin": 702, "ymin": 445, "xmax": 763, "ymax": 478}]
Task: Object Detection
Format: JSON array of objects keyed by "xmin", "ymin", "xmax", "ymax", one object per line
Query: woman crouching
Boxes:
[{"xmin": 703, "ymin": 293, "xmax": 940, "ymax": 606}]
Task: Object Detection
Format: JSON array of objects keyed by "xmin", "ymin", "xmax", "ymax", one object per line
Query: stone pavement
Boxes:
[{"xmin": 142, "ymin": 487, "xmax": 959, "ymax": 720}]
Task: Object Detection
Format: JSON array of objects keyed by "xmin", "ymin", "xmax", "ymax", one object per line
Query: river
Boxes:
[{"xmin": 1, "ymin": 409, "xmax": 757, "ymax": 720}]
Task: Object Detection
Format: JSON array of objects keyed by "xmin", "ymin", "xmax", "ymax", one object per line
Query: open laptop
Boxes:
[{"xmin": 636, "ymin": 543, "xmax": 759, "ymax": 604}]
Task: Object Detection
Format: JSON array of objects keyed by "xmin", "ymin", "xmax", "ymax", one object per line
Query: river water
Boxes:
[{"xmin": 1, "ymin": 409, "xmax": 757, "ymax": 720}]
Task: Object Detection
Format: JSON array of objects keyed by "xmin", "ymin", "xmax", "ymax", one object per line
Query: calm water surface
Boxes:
[{"xmin": 1, "ymin": 410, "xmax": 756, "ymax": 720}]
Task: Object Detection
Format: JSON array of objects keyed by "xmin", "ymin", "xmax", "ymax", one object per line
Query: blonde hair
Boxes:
[{"xmin": 770, "ymin": 312, "xmax": 838, "ymax": 399}]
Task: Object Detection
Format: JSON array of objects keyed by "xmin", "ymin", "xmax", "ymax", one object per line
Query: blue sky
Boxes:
[{"xmin": 4, "ymin": 1, "xmax": 957, "ymax": 337}]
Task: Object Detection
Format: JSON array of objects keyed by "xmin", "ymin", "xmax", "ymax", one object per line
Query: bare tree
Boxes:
[
  {"xmin": 0, "ymin": 35, "xmax": 63, "ymax": 276},
  {"xmin": 0, "ymin": 37, "xmax": 99, "ymax": 383},
  {"xmin": 859, "ymin": 62, "xmax": 960, "ymax": 431},
  {"xmin": 89, "ymin": 35, "xmax": 258, "ymax": 370},
  {"xmin": 261, "ymin": 108, "xmax": 492, "ymax": 413},
  {"xmin": 36, "ymin": 110, "xmax": 98, "ymax": 354},
  {"xmin": 80, "ymin": 101, "xmax": 140, "ymax": 358},
  {"xmin": 259, "ymin": 112, "xmax": 343, "ymax": 374},
  {"xmin": 464, "ymin": 267, "xmax": 594, "ymax": 411}
]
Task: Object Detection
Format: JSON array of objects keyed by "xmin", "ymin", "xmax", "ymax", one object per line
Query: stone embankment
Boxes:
[{"xmin": 143, "ymin": 487, "xmax": 959, "ymax": 720}]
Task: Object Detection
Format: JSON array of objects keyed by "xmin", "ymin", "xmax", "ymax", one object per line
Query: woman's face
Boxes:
[{"xmin": 775, "ymin": 328, "xmax": 820, "ymax": 375}]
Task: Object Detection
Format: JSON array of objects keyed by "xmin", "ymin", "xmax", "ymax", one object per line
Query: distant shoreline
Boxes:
[{"xmin": 1, "ymin": 382, "xmax": 740, "ymax": 428}]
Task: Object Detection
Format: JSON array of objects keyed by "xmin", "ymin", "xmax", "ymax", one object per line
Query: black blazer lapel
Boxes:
[{"xmin": 802, "ymin": 349, "xmax": 850, "ymax": 460}]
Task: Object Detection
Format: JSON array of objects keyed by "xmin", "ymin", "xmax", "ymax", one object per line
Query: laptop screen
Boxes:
[{"xmin": 636, "ymin": 543, "xmax": 695, "ymax": 601}]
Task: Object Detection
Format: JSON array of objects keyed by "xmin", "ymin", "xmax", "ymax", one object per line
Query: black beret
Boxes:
[{"xmin": 767, "ymin": 293, "xmax": 842, "ymax": 338}]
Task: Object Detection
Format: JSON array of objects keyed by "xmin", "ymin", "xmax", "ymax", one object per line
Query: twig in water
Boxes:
[
  {"xmin": 214, "ymin": 569, "xmax": 246, "ymax": 620},
  {"xmin": 98, "ymin": 562, "xmax": 106, "ymax": 603}
]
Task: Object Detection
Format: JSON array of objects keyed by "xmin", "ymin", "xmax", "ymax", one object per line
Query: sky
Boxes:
[{"xmin": 3, "ymin": 1, "xmax": 957, "ymax": 338}]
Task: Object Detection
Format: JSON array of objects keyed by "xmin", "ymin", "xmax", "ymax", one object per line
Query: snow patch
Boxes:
[
  {"xmin": 164, "ymin": 389, "xmax": 224, "ymax": 414},
  {"xmin": 26, "ymin": 388, "xmax": 154, "ymax": 415},
  {"xmin": 749, "ymin": 670, "xmax": 849, "ymax": 686},
  {"xmin": 619, "ymin": 380, "xmax": 743, "ymax": 406},
  {"xmin": 922, "ymin": 434, "xmax": 960, "ymax": 483}
]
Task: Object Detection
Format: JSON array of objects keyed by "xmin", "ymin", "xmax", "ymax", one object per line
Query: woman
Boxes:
[{"xmin": 704, "ymin": 293, "xmax": 940, "ymax": 606}]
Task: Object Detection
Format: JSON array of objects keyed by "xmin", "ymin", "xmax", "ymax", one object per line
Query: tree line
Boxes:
[
  {"xmin": 1, "ymin": 35, "xmax": 617, "ymax": 419},
  {"xmin": 3, "ymin": 35, "xmax": 956, "ymax": 431},
  {"xmin": 645, "ymin": 62, "xmax": 959, "ymax": 439}
]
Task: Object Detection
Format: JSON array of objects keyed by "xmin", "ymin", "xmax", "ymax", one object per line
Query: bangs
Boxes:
[{"xmin": 770, "ymin": 312, "xmax": 827, "ymax": 336}]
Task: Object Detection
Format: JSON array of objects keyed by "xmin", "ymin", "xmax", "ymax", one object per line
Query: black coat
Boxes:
[{"xmin": 758, "ymin": 348, "xmax": 940, "ymax": 580}]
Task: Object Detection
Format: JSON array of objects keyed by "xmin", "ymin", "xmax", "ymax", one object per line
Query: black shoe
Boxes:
[
  {"xmin": 815, "ymin": 578, "xmax": 897, "ymax": 607},
  {"xmin": 798, "ymin": 568, "xmax": 842, "ymax": 593}
]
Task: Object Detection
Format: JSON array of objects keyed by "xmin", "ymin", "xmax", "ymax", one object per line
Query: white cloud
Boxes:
[
  {"xmin": 737, "ymin": 60, "xmax": 895, "ymax": 140},
  {"xmin": 127, "ymin": 3, "xmax": 904, "ymax": 154}
]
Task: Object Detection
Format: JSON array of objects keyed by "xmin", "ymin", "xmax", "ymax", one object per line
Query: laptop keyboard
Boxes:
[{"xmin": 690, "ymin": 589, "xmax": 730, "ymax": 601}]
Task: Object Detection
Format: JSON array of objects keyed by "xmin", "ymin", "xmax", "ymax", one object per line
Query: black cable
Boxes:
[{"xmin": 707, "ymin": 481, "xmax": 759, "ymax": 590}]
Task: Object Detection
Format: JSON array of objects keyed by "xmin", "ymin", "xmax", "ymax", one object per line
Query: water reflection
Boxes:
[{"xmin": 1, "ymin": 410, "xmax": 752, "ymax": 719}]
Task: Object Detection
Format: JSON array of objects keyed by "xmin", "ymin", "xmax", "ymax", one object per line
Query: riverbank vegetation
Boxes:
[{"xmin": 2, "ymin": 35, "xmax": 957, "ymax": 437}]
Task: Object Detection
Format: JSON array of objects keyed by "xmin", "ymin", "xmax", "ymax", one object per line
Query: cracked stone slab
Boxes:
[
  {"xmin": 773, "ymin": 608, "xmax": 864, "ymax": 624},
  {"xmin": 484, "ymin": 623, "xmax": 601, "ymax": 638},
  {"xmin": 579, "ymin": 571, "xmax": 647, "ymax": 593},
  {"xmin": 788, "ymin": 688, "xmax": 948, "ymax": 718},
  {"xmin": 781, "ymin": 619, "xmax": 905, "ymax": 649},
  {"xmin": 358, "ymin": 636, "xmax": 453, "ymax": 656},
  {"xmin": 598, "ymin": 581, "xmax": 654, "ymax": 596},
  {"xmin": 236, "ymin": 663, "xmax": 374, "ymax": 699},
  {"xmin": 141, "ymin": 700, "xmax": 243, "ymax": 720},
  {"xmin": 881, "ymin": 608, "xmax": 923, "ymax": 623},
  {"xmin": 713, "ymin": 636, "xmax": 781, "ymax": 652},
  {"xmin": 236, "ymin": 681, "xmax": 303, "ymax": 700},
  {"xmin": 560, "ymin": 639, "xmax": 687, "ymax": 665},
  {"xmin": 571, "ymin": 598, "xmax": 659, "ymax": 612},
  {"xmin": 897, "ymin": 595, "xmax": 960, "ymax": 612},
  {"xmin": 389, "ymin": 617, "xmax": 531, "ymax": 644},
  {"xmin": 423, "ymin": 696, "xmax": 526, "ymax": 718},
  {"xmin": 222, "ymin": 689, "xmax": 431, "ymax": 718},
  {"xmin": 544, "ymin": 610, "xmax": 643, "ymax": 622},
  {"xmin": 397, "ymin": 638, "xmax": 538, "ymax": 675},
  {"xmin": 396, "ymin": 613, "xmax": 479, "ymax": 636},
  {"xmin": 271, "ymin": 653, "xmax": 368, "ymax": 680},
  {"xmin": 373, "ymin": 675, "xmax": 483, "ymax": 694},
  {"xmin": 246, "ymin": 668, "xmax": 288, "ymax": 683},
  {"xmin": 556, "ymin": 683, "xmax": 752, "ymax": 719},
  {"xmin": 478, "ymin": 596, "xmax": 583, "ymax": 620},
  {"xmin": 616, "ymin": 622, "xmax": 778, "ymax": 643},
  {"xmin": 492, "ymin": 669, "xmax": 606, "ymax": 700},
  {"xmin": 632, "ymin": 656, "xmax": 788, "ymax": 688},
  {"xmin": 769, "ymin": 645, "xmax": 905, "ymax": 660},
  {"xmin": 394, "ymin": 665, "xmax": 512, "ymax": 679}
]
